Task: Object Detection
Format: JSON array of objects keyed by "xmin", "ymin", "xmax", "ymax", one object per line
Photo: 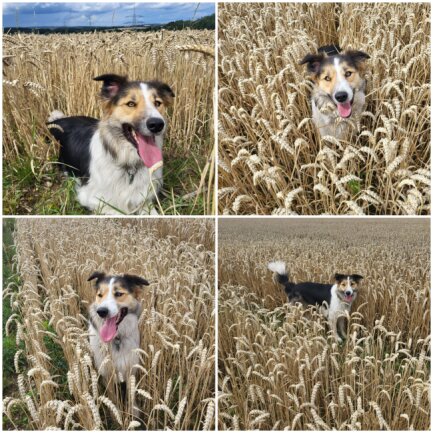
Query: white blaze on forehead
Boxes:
[
  {"xmin": 98, "ymin": 277, "xmax": 119, "ymax": 317},
  {"xmin": 140, "ymin": 82, "xmax": 163, "ymax": 119},
  {"xmin": 334, "ymin": 57, "xmax": 342, "ymax": 80},
  {"xmin": 333, "ymin": 56, "xmax": 353, "ymax": 98},
  {"xmin": 108, "ymin": 277, "xmax": 115, "ymax": 299}
]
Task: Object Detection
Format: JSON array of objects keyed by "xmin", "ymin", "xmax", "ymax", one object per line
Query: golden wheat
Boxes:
[
  {"xmin": 218, "ymin": 218, "xmax": 430, "ymax": 430},
  {"xmin": 3, "ymin": 218, "xmax": 215, "ymax": 430},
  {"xmin": 218, "ymin": 3, "xmax": 430, "ymax": 215},
  {"xmin": 3, "ymin": 29, "xmax": 214, "ymax": 214}
]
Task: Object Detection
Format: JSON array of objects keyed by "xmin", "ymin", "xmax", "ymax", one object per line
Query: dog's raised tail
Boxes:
[
  {"xmin": 47, "ymin": 110, "xmax": 65, "ymax": 123},
  {"xmin": 268, "ymin": 260, "xmax": 289, "ymax": 285}
]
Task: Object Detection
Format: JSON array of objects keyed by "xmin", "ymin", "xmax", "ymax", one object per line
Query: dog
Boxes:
[
  {"xmin": 268, "ymin": 261, "xmax": 363, "ymax": 342},
  {"xmin": 300, "ymin": 45, "xmax": 369, "ymax": 140},
  {"xmin": 87, "ymin": 271, "xmax": 149, "ymax": 382},
  {"xmin": 48, "ymin": 74, "xmax": 175, "ymax": 214}
]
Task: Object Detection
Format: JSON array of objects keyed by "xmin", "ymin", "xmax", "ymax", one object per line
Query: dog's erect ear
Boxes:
[
  {"xmin": 149, "ymin": 80, "xmax": 175, "ymax": 106},
  {"xmin": 334, "ymin": 273, "xmax": 346, "ymax": 283},
  {"xmin": 87, "ymin": 271, "xmax": 106, "ymax": 285},
  {"xmin": 94, "ymin": 74, "xmax": 128, "ymax": 99},
  {"xmin": 299, "ymin": 52, "xmax": 325, "ymax": 76},
  {"xmin": 351, "ymin": 274, "xmax": 364, "ymax": 283},
  {"xmin": 123, "ymin": 274, "xmax": 150, "ymax": 288},
  {"xmin": 344, "ymin": 50, "xmax": 370, "ymax": 66}
]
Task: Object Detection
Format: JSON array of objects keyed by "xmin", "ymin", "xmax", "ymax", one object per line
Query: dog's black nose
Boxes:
[
  {"xmin": 335, "ymin": 92, "xmax": 349, "ymax": 103},
  {"xmin": 146, "ymin": 117, "xmax": 165, "ymax": 133},
  {"xmin": 97, "ymin": 307, "xmax": 109, "ymax": 318},
  {"xmin": 345, "ymin": 290, "xmax": 352, "ymax": 296}
]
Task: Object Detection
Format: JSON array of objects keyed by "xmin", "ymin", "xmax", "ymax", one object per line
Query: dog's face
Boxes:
[
  {"xmin": 88, "ymin": 271, "xmax": 149, "ymax": 342},
  {"xmin": 300, "ymin": 47, "xmax": 369, "ymax": 118},
  {"xmin": 334, "ymin": 273, "xmax": 363, "ymax": 303},
  {"xmin": 94, "ymin": 74, "xmax": 175, "ymax": 168}
]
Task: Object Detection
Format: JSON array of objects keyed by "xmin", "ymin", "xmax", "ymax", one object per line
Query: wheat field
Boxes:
[
  {"xmin": 3, "ymin": 218, "xmax": 215, "ymax": 430},
  {"xmin": 218, "ymin": 3, "xmax": 430, "ymax": 215},
  {"xmin": 3, "ymin": 29, "xmax": 214, "ymax": 215},
  {"xmin": 218, "ymin": 218, "xmax": 430, "ymax": 430}
]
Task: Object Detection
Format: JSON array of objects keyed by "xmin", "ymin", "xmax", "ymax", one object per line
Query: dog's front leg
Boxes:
[
  {"xmin": 336, "ymin": 316, "xmax": 348, "ymax": 342},
  {"xmin": 329, "ymin": 315, "xmax": 343, "ymax": 344}
]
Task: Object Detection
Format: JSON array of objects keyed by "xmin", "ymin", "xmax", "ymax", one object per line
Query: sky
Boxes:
[{"xmin": 3, "ymin": 2, "xmax": 215, "ymax": 27}]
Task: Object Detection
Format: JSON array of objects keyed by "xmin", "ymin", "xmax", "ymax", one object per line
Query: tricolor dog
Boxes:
[
  {"xmin": 48, "ymin": 74, "xmax": 174, "ymax": 214},
  {"xmin": 87, "ymin": 272, "xmax": 149, "ymax": 381},
  {"xmin": 268, "ymin": 261, "xmax": 363, "ymax": 342},
  {"xmin": 300, "ymin": 45, "xmax": 369, "ymax": 140}
]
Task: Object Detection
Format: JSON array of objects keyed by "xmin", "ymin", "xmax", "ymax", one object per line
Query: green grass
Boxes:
[
  {"xmin": 2, "ymin": 219, "xmax": 30, "ymax": 430},
  {"xmin": 2, "ymin": 220, "xmax": 72, "ymax": 430},
  {"xmin": 3, "ymin": 144, "xmax": 211, "ymax": 215}
]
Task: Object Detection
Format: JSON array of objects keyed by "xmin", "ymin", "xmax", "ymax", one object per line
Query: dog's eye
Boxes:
[
  {"xmin": 127, "ymin": 101, "xmax": 136, "ymax": 107},
  {"xmin": 97, "ymin": 293, "xmax": 103, "ymax": 298},
  {"xmin": 154, "ymin": 100, "xmax": 162, "ymax": 107},
  {"xmin": 324, "ymin": 76, "xmax": 331, "ymax": 82},
  {"xmin": 345, "ymin": 71, "xmax": 352, "ymax": 78},
  {"xmin": 114, "ymin": 292, "xmax": 123, "ymax": 297}
]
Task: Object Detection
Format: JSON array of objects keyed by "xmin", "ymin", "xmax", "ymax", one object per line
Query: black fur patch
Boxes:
[
  {"xmin": 272, "ymin": 267, "xmax": 332, "ymax": 306},
  {"xmin": 119, "ymin": 274, "xmax": 150, "ymax": 293},
  {"xmin": 94, "ymin": 74, "xmax": 128, "ymax": 100},
  {"xmin": 88, "ymin": 271, "xmax": 107, "ymax": 287},
  {"xmin": 299, "ymin": 52, "xmax": 325, "ymax": 75},
  {"xmin": 147, "ymin": 80, "xmax": 175, "ymax": 102},
  {"xmin": 48, "ymin": 116, "xmax": 98, "ymax": 181}
]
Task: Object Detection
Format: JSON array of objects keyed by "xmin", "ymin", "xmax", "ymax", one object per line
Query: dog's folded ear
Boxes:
[
  {"xmin": 299, "ymin": 53, "xmax": 325, "ymax": 76},
  {"xmin": 94, "ymin": 74, "xmax": 128, "ymax": 98},
  {"xmin": 88, "ymin": 271, "xmax": 106, "ymax": 284},
  {"xmin": 351, "ymin": 274, "xmax": 364, "ymax": 282},
  {"xmin": 149, "ymin": 80, "xmax": 175, "ymax": 106},
  {"xmin": 344, "ymin": 50, "xmax": 370, "ymax": 65},
  {"xmin": 334, "ymin": 273, "xmax": 346, "ymax": 282},
  {"xmin": 123, "ymin": 274, "xmax": 150, "ymax": 288}
]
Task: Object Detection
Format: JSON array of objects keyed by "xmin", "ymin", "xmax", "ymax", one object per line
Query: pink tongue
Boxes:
[
  {"xmin": 135, "ymin": 133, "xmax": 162, "ymax": 168},
  {"xmin": 100, "ymin": 316, "xmax": 118, "ymax": 343},
  {"xmin": 337, "ymin": 102, "xmax": 352, "ymax": 118},
  {"xmin": 345, "ymin": 294, "xmax": 353, "ymax": 302}
]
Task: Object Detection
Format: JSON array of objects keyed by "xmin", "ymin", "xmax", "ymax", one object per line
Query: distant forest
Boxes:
[{"xmin": 4, "ymin": 13, "xmax": 215, "ymax": 34}]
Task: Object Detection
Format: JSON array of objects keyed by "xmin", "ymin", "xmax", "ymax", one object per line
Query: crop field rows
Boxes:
[
  {"xmin": 218, "ymin": 3, "xmax": 430, "ymax": 215},
  {"xmin": 218, "ymin": 219, "xmax": 430, "ymax": 430},
  {"xmin": 3, "ymin": 29, "xmax": 214, "ymax": 215},
  {"xmin": 3, "ymin": 219, "xmax": 215, "ymax": 430}
]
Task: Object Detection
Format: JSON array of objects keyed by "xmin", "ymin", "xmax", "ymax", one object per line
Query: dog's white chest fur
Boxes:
[
  {"xmin": 312, "ymin": 90, "xmax": 366, "ymax": 140},
  {"xmin": 77, "ymin": 131, "xmax": 162, "ymax": 215},
  {"xmin": 327, "ymin": 284, "xmax": 351, "ymax": 317},
  {"xmin": 89, "ymin": 313, "xmax": 140, "ymax": 381},
  {"xmin": 322, "ymin": 284, "xmax": 352, "ymax": 342}
]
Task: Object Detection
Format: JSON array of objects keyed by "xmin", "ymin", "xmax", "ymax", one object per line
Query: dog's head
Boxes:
[
  {"xmin": 300, "ymin": 45, "xmax": 369, "ymax": 118},
  {"xmin": 94, "ymin": 74, "xmax": 175, "ymax": 168},
  {"xmin": 88, "ymin": 271, "xmax": 149, "ymax": 343},
  {"xmin": 334, "ymin": 273, "xmax": 363, "ymax": 303}
]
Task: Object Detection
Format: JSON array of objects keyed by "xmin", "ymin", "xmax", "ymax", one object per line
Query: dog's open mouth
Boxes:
[
  {"xmin": 122, "ymin": 124, "xmax": 162, "ymax": 168},
  {"xmin": 343, "ymin": 294, "xmax": 354, "ymax": 302},
  {"xmin": 99, "ymin": 307, "xmax": 128, "ymax": 343},
  {"xmin": 335, "ymin": 97, "xmax": 355, "ymax": 119}
]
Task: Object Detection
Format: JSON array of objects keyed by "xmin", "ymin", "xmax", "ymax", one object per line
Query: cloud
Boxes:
[{"xmin": 3, "ymin": 2, "xmax": 215, "ymax": 27}]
